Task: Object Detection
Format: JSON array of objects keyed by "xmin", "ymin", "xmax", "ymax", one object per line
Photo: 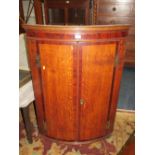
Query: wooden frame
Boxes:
[
  {"xmin": 34, "ymin": 0, "xmax": 44, "ymax": 24},
  {"xmin": 44, "ymin": 0, "xmax": 90, "ymax": 25}
]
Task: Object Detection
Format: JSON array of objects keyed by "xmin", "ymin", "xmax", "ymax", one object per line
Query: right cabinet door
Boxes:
[{"xmin": 79, "ymin": 42, "xmax": 117, "ymax": 140}]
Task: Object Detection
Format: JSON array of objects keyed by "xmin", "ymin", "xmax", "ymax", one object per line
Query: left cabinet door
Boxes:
[{"xmin": 39, "ymin": 43, "xmax": 77, "ymax": 141}]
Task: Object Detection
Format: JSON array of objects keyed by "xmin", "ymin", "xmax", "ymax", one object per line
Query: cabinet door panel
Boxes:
[
  {"xmin": 79, "ymin": 43, "xmax": 116, "ymax": 140},
  {"xmin": 39, "ymin": 44, "xmax": 77, "ymax": 140}
]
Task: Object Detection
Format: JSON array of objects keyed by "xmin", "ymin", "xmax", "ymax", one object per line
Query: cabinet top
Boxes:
[{"xmin": 23, "ymin": 24, "xmax": 130, "ymax": 31}]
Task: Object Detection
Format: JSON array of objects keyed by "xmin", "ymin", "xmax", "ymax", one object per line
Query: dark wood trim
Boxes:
[
  {"xmin": 73, "ymin": 44, "xmax": 79, "ymax": 140},
  {"xmin": 107, "ymin": 39, "xmax": 126, "ymax": 134},
  {"xmin": 40, "ymin": 131, "xmax": 112, "ymax": 145},
  {"xmin": 20, "ymin": 105, "xmax": 33, "ymax": 143},
  {"xmin": 34, "ymin": 0, "xmax": 44, "ymax": 24},
  {"xmin": 44, "ymin": 0, "xmax": 49, "ymax": 24},
  {"xmin": 19, "ymin": 0, "xmax": 25, "ymax": 21},
  {"xmin": 19, "ymin": 0, "xmax": 25, "ymax": 34},
  {"xmin": 78, "ymin": 43, "xmax": 83, "ymax": 140},
  {"xmin": 26, "ymin": 39, "xmax": 45, "ymax": 133},
  {"xmin": 93, "ymin": 0, "xmax": 97, "ymax": 24},
  {"xmin": 106, "ymin": 41, "xmax": 118, "ymax": 133}
]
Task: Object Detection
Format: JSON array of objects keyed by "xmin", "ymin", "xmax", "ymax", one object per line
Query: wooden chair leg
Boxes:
[{"xmin": 21, "ymin": 106, "xmax": 33, "ymax": 143}]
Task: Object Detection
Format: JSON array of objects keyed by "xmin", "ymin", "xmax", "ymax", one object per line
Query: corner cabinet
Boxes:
[{"xmin": 23, "ymin": 24, "xmax": 129, "ymax": 142}]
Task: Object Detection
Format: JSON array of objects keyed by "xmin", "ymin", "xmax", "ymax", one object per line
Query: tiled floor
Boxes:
[{"xmin": 118, "ymin": 67, "xmax": 135, "ymax": 110}]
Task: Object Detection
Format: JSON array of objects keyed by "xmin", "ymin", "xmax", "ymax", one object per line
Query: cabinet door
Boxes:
[
  {"xmin": 79, "ymin": 43, "xmax": 117, "ymax": 140},
  {"xmin": 39, "ymin": 43, "xmax": 77, "ymax": 141}
]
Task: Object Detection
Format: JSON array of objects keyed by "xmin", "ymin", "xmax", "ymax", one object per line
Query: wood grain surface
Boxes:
[{"xmin": 24, "ymin": 24, "xmax": 129, "ymax": 142}]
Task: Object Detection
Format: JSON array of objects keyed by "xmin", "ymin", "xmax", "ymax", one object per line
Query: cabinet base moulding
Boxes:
[{"xmin": 40, "ymin": 132, "xmax": 113, "ymax": 145}]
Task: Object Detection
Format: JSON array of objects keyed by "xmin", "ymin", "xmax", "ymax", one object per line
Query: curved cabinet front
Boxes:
[{"xmin": 24, "ymin": 24, "xmax": 129, "ymax": 142}]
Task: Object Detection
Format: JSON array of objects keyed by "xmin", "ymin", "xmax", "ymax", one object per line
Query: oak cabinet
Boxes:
[{"xmin": 23, "ymin": 24, "xmax": 129, "ymax": 142}]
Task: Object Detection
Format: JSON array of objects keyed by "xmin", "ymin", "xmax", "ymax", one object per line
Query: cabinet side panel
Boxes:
[
  {"xmin": 79, "ymin": 43, "xmax": 116, "ymax": 140},
  {"xmin": 39, "ymin": 44, "xmax": 77, "ymax": 140},
  {"xmin": 26, "ymin": 39, "xmax": 45, "ymax": 133},
  {"xmin": 107, "ymin": 39, "xmax": 126, "ymax": 134}
]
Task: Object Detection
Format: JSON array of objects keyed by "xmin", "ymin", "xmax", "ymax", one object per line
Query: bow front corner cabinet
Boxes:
[{"xmin": 23, "ymin": 24, "xmax": 129, "ymax": 142}]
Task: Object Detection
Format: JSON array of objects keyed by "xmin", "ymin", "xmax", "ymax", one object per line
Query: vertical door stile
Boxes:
[
  {"xmin": 35, "ymin": 42, "xmax": 47, "ymax": 133},
  {"xmin": 76, "ymin": 42, "xmax": 81, "ymax": 141},
  {"xmin": 37, "ymin": 42, "xmax": 48, "ymax": 133}
]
